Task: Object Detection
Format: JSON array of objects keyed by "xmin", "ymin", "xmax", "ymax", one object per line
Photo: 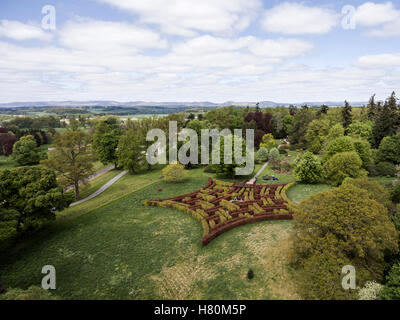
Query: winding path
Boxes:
[
  {"xmin": 70, "ymin": 170, "xmax": 128, "ymax": 207},
  {"xmin": 247, "ymin": 162, "xmax": 268, "ymax": 185},
  {"xmin": 65, "ymin": 164, "xmax": 116, "ymax": 192}
]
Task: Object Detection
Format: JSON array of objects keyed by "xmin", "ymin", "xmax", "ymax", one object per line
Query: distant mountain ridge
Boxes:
[{"xmin": 0, "ymin": 100, "xmax": 368, "ymax": 108}]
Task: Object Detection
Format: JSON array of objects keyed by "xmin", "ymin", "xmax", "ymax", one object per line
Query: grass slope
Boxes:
[{"xmin": 0, "ymin": 167, "xmax": 298, "ymax": 300}]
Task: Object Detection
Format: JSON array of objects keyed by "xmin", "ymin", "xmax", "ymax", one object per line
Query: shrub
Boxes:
[
  {"xmin": 358, "ymin": 281, "xmax": 383, "ymax": 300},
  {"xmin": 162, "ymin": 163, "xmax": 188, "ymax": 183},
  {"xmin": 0, "ymin": 286, "xmax": 61, "ymax": 300},
  {"xmin": 380, "ymin": 263, "xmax": 400, "ymax": 300},
  {"xmin": 375, "ymin": 162, "xmax": 397, "ymax": 177},
  {"xmin": 377, "ymin": 134, "xmax": 400, "ymax": 164},
  {"xmin": 294, "ymin": 152, "xmax": 323, "ymax": 184},
  {"xmin": 391, "ymin": 184, "xmax": 400, "ymax": 204},
  {"xmin": 324, "ymin": 152, "xmax": 367, "ymax": 186},
  {"xmin": 268, "ymin": 147, "xmax": 279, "ymax": 162},
  {"xmin": 256, "ymin": 147, "xmax": 269, "ymax": 163},
  {"xmin": 247, "ymin": 269, "xmax": 254, "ymax": 280}
]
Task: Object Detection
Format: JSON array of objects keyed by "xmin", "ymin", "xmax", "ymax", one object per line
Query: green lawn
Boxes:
[
  {"xmin": 0, "ymin": 155, "xmax": 17, "ymax": 170},
  {"xmin": 0, "ymin": 166, "xmax": 299, "ymax": 300}
]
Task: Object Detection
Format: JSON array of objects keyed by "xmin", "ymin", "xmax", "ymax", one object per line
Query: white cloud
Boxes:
[
  {"xmin": 94, "ymin": 0, "xmax": 261, "ymax": 36},
  {"xmin": 0, "ymin": 20, "xmax": 52, "ymax": 41},
  {"xmin": 260, "ymin": 2, "xmax": 339, "ymax": 35},
  {"xmin": 58, "ymin": 19, "xmax": 167, "ymax": 53},
  {"xmin": 357, "ymin": 53, "xmax": 400, "ymax": 67},
  {"xmin": 354, "ymin": 2, "xmax": 399, "ymax": 27},
  {"xmin": 354, "ymin": 2, "xmax": 400, "ymax": 37},
  {"xmin": 249, "ymin": 38, "xmax": 314, "ymax": 58}
]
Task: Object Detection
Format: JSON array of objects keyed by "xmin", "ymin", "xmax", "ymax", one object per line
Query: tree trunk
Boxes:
[{"xmin": 74, "ymin": 182, "xmax": 80, "ymax": 200}]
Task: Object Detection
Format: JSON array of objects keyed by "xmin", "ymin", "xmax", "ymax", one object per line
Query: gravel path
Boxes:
[
  {"xmin": 69, "ymin": 170, "xmax": 128, "ymax": 207},
  {"xmin": 247, "ymin": 162, "xmax": 268, "ymax": 185},
  {"xmin": 65, "ymin": 164, "xmax": 115, "ymax": 192}
]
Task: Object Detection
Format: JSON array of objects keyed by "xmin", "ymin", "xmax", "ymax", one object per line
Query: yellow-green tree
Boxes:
[
  {"xmin": 292, "ymin": 183, "xmax": 398, "ymax": 299},
  {"xmin": 259, "ymin": 133, "xmax": 276, "ymax": 150},
  {"xmin": 162, "ymin": 163, "xmax": 188, "ymax": 183},
  {"xmin": 41, "ymin": 131, "xmax": 95, "ymax": 199}
]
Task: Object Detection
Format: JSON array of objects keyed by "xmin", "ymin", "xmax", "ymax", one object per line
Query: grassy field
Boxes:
[{"xmin": 0, "ymin": 166, "xmax": 300, "ymax": 300}]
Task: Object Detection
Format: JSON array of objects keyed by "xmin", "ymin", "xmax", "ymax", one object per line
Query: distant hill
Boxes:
[{"xmin": 0, "ymin": 100, "xmax": 368, "ymax": 108}]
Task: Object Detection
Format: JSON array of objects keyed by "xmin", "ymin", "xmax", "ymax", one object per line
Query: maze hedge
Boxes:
[{"xmin": 142, "ymin": 178, "xmax": 297, "ymax": 245}]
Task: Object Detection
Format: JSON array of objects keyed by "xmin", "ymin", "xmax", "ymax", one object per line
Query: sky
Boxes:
[{"xmin": 0, "ymin": 0, "xmax": 399, "ymax": 103}]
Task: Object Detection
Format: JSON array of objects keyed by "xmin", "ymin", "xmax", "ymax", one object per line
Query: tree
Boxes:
[
  {"xmin": 259, "ymin": 133, "xmax": 276, "ymax": 150},
  {"xmin": 326, "ymin": 124, "xmax": 345, "ymax": 141},
  {"xmin": 41, "ymin": 131, "xmax": 95, "ymax": 200},
  {"xmin": 12, "ymin": 135, "xmax": 41, "ymax": 166},
  {"xmin": 372, "ymin": 92, "xmax": 399, "ymax": 148},
  {"xmin": 288, "ymin": 107, "xmax": 315, "ymax": 148},
  {"xmin": 342, "ymin": 100, "xmax": 353, "ymax": 134},
  {"xmin": 116, "ymin": 129, "xmax": 146, "ymax": 174},
  {"xmin": 305, "ymin": 119, "xmax": 330, "ymax": 154},
  {"xmin": 292, "ymin": 184, "xmax": 398, "ymax": 299},
  {"xmin": 212, "ymin": 135, "xmax": 247, "ymax": 178},
  {"xmin": 322, "ymin": 136, "xmax": 356, "ymax": 163},
  {"xmin": 162, "ymin": 163, "xmax": 188, "ymax": 183},
  {"xmin": 0, "ymin": 133, "xmax": 17, "ymax": 156},
  {"xmin": 268, "ymin": 147, "xmax": 279, "ymax": 163},
  {"xmin": 377, "ymin": 134, "xmax": 400, "ymax": 164},
  {"xmin": 68, "ymin": 118, "xmax": 81, "ymax": 131},
  {"xmin": 353, "ymin": 139, "xmax": 372, "ymax": 169},
  {"xmin": 348, "ymin": 120, "xmax": 373, "ymax": 142},
  {"xmin": 380, "ymin": 263, "xmax": 400, "ymax": 300},
  {"xmin": 294, "ymin": 152, "xmax": 323, "ymax": 183},
  {"xmin": 0, "ymin": 167, "xmax": 72, "ymax": 249},
  {"xmin": 92, "ymin": 117, "xmax": 122, "ymax": 167},
  {"xmin": 324, "ymin": 151, "xmax": 367, "ymax": 186},
  {"xmin": 256, "ymin": 147, "xmax": 269, "ymax": 163},
  {"xmin": 367, "ymin": 94, "xmax": 377, "ymax": 120}
]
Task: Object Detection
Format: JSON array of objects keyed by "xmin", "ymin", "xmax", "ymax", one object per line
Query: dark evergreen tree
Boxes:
[
  {"xmin": 367, "ymin": 94, "xmax": 377, "ymax": 120},
  {"xmin": 342, "ymin": 101, "xmax": 353, "ymax": 134},
  {"xmin": 372, "ymin": 93, "xmax": 399, "ymax": 148}
]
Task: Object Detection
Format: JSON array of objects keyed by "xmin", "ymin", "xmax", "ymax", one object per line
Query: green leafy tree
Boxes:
[
  {"xmin": 322, "ymin": 136, "xmax": 356, "ymax": 163},
  {"xmin": 294, "ymin": 152, "xmax": 324, "ymax": 183},
  {"xmin": 289, "ymin": 107, "xmax": 315, "ymax": 148},
  {"xmin": 92, "ymin": 117, "xmax": 122, "ymax": 167},
  {"xmin": 0, "ymin": 167, "xmax": 72, "ymax": 249},
  {"xmin": 377, "ymin": 134, "xmax": 400, "ymax": 164},
  {"xmin": 212, "ymin": 135, "xmax": 247, "ymax": 178},
  {"xmin": 162, "ymin": 163, "xmax": 188, "ymax": 183},
  {"xmin": 380, "ymin": 263, "xmax": 400, "ymax": 300},
  {"xmin": 305, "ymin": 119, "xmax": 330, "ymax": 154},
  {"xmin": 353, "ymin": 139, "xmax": 372, "ymax": 169},
  {"xmin": 259, "ymin": 133, "xmax": 276, "ymax": 150},
  {"xmin": 268, "ymin": 147, "xmax": 279, "ymax": 162},
  {"xmin": 12, "ymin": 135, "xmax": 41, "ymax": 166},
  {"xmin": 256, "ymin": 147, "xmax": 269, "ymax": 163},
  {"xmin": 41, "ymin": 131, "xmax": 95, "ymax": 199},
  {"xmin": 348, "ymin": 120, "xmax": 373, "ymax": 142},
  {"xmin": 292, "ymin": 183, "xmax": 398, "ymax": 299},
  {"xmin": 326, "ymin": 123, "xmax": 345, "ymax": 141},
  {"xmin": 116, "ymin": 129, "xmax": 146, "ymax": 174},
  {"xmin": 324, "ymin": 151, "xmax": 367, "ymax": 186}
]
